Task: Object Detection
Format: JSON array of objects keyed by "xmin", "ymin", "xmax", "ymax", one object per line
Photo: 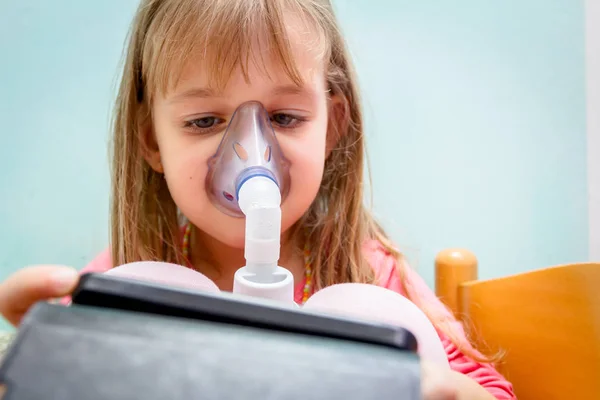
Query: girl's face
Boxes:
[{"xmin": 148, "ymin": 39, "xmax": 331, "ymax": 249}]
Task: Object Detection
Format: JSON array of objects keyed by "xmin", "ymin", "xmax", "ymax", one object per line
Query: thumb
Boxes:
[{"xmin": 0, "ymin": 265, "xmax": 79, "ymax": 326}]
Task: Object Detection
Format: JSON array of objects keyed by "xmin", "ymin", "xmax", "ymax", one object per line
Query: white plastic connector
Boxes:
[{"xmin": 233, "ymin": 175, "xmax": 295, "ymax": 304}]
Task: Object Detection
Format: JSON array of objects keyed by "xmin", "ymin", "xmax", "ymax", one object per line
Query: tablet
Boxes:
[{"xmin": 0, "ymin": 301, "xmax": 421, "ymax": 399}]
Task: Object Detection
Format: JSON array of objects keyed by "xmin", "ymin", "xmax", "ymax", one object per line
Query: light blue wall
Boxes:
[
  {"xmin": 0, "ymin": 1, "xmax": 139, "ymax": 280},
  {"xmin": 0, "ymin": 0, "xmax": 588, "ymax": 327},
  {"xmin": 334, "ymin": 0, "xmax": 588, "ymax": 284}
]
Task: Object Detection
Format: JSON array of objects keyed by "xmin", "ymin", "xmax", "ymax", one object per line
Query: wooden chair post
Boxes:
[{"xmin": 435, "ymin": 249, "xmax": 478, "ymax": 317}]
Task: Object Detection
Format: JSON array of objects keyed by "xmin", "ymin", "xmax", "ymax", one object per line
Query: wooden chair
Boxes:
[{"xmin": 434, "ymin": 249, "xmax": 600, "ymax": 400}]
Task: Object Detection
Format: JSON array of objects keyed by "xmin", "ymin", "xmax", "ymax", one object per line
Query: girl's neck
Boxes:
[{"xmin": 189, "ymin": 225, "xmax": 305, "ymax": 291}]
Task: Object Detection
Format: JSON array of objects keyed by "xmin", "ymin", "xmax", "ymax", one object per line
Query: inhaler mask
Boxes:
[{"xmin": 206, "ymin": 101, "xmax": 291, "ymax": 218}]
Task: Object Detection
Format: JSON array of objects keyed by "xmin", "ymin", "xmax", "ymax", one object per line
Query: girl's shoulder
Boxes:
[
  {"xmin": 362, "ymin": 239, "xmax": 427, "ymax": 298},
  {"xmin": 362, "ymin": 239, "xmax": 456, "ymax": 324}
]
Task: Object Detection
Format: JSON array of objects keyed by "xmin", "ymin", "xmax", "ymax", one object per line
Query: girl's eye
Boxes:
[
  {"xmin": 187, "ymin": 116, "xmax": 224, "ymax": 130},
  {"xmin": 271, "ymin": 113, "xmax": 301, "ymax": 128}
]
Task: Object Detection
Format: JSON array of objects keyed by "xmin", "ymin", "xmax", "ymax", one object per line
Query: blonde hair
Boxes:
[{"xmin": 110, "ymin": 0, "xmax": 496, "ymax": 363}]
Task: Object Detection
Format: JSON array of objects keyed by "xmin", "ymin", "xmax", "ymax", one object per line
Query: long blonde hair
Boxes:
[{"xmin": 110, "ymin": 0, "xmax": 495, "ymax": 363}]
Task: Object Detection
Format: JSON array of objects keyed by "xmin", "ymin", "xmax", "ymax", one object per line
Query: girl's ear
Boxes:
[
  {"xmin": 326, "ymin": 94, "xmax": 348, "ymax": 157},
  {"xmin": 139, "ymin": 112, "xmax": 164, "ymax": 173}
]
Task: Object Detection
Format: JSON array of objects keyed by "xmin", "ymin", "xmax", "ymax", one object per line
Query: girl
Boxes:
[{"xmin": 0, "ymin": 0, "xmax": 515, "ymax": 398}]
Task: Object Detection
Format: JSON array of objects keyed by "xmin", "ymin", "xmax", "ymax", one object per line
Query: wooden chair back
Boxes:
[{"xmin": 435, "ymin": 249, "xmax": 600, "ymax": 400}]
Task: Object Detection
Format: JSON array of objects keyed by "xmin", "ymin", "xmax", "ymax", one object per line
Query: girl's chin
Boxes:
[{"xmin": 204, "ymin": 227, "xmax": 247, "ymax": 250}]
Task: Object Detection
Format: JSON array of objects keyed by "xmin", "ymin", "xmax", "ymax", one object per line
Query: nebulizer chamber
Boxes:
[{"xmin": 206, "ymin": 101, "xmax": 295, "ymax": 304}]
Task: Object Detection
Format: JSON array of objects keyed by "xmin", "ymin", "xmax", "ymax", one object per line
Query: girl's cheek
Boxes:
[
  {"xmin": 173, "ymin": 153, "xmax": 209, "ymax": 185},
  {"xmin": 159, "ymin": 141, "xmax": 211, "ymax": 196},
  {"xmin": 279, "ymin": 126, "xmax": 327, "ymax": 160}
]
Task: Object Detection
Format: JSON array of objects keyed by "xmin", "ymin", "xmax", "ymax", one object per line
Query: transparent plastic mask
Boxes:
[{"xmin": 206, "ymin": 101, "xmax": 291, "ymax": 217}]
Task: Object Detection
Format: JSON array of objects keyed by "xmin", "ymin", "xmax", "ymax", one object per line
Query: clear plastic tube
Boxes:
[{"xmin": 232, "ymin": 174, "xmax": 295, "ymax": 304}]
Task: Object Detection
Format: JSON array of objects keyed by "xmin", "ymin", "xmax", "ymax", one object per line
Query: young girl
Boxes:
[{"xmin": 0, "ymin": 0, "xmax": 515, "ymax": 398}]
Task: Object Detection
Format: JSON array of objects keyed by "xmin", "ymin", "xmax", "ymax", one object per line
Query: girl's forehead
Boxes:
[{"xmin": 168, "ymin": 46, "xmax": 326, "ymax": 100}]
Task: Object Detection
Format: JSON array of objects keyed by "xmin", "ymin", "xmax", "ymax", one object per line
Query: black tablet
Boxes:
[
  {"xmin": 72, "ymin": 272, "xmax": 417, "ymax": 352},
  {"xmin": 0, "ymin": 301, "xmax": 421, "ymax": 399}
]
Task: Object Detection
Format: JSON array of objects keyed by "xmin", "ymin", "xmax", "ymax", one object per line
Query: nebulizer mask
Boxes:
[{"xmin": 205, "ymin": 101, "xmax": 295, "ymax": 303}]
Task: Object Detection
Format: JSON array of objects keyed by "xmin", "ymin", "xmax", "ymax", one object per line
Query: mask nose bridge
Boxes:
[{"xmin": 229, "ymin": 101, "xmax": 271, "ymax": 162}]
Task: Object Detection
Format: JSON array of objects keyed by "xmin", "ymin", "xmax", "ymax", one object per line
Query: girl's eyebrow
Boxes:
[
  {"xmin": 168, "ymin": 84, "xmax": 315, "ymax": 104},
  {"xmin": 271, "ymin": 84, "xmax": 313, "ymax": 97},
  {"xmin": 168, "ymin": 87, "xmax": 220, "ymax": 103}
]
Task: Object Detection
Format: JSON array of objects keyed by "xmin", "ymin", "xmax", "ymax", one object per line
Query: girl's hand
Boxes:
[
  {"xmin": 422, "ymin": 362, "xmax": 458, "ymax": 400},
  {"xmin": 0, "ymin": 265, "xmax": 79, "ymax": 326}
]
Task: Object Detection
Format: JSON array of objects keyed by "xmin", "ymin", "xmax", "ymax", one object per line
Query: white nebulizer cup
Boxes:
[{"xmin": 205, "ymin": 101, "xmax": 295, "ymax": 304}]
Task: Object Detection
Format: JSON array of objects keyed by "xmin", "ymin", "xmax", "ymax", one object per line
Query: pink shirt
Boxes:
[{"xmin": 78, "ymin": 241, "xmax": 516, "ymax": 399}]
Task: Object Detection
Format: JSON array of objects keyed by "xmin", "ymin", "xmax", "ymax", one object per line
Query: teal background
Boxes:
[
  {"xmin": 0, "ymin": 0, "xmax": 589, "ymax": 328},
  {"xmin": 334, "ymin": 0, "xmax": 588, "ymax": 284}
]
